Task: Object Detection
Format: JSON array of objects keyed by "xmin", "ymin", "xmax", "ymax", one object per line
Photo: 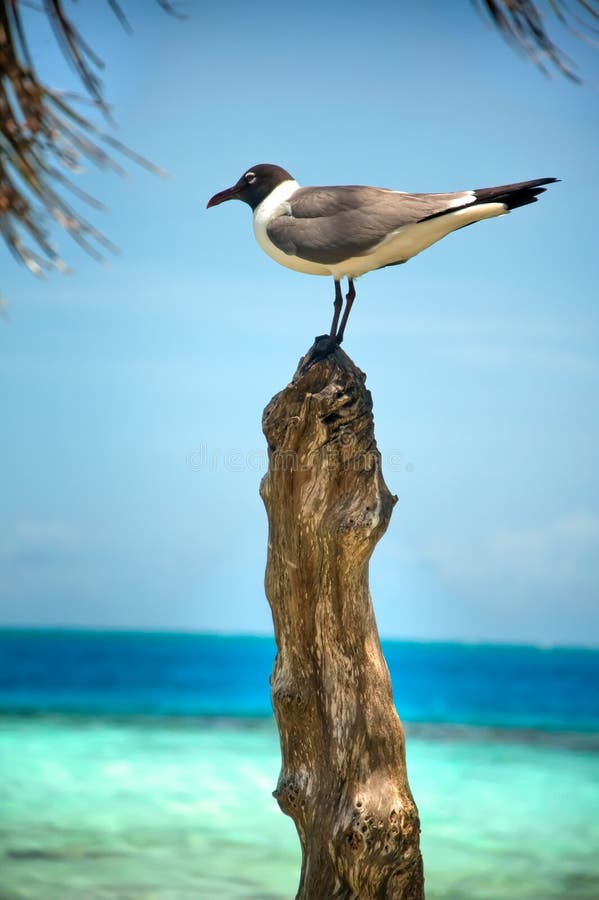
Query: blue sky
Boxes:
[{"xmin": 1, "ymin": 0, "xmax": 598, "ymax": 645}]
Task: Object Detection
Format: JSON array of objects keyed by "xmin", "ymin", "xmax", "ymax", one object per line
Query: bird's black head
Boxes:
[{"xmin": 207, "ymin": 164, "xmax": 294, "ymax": 211}]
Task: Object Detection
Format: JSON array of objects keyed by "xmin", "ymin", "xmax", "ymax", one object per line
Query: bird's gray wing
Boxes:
[{"xmin": 266, "ymin": 185, "xmax": 474, "ymax": 264}]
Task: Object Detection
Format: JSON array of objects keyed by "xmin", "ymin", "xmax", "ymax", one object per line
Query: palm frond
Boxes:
[
  {"xmin": 0, "ymin": 0, "xmax": 170, "ymax": 275},
  {"xmin": 474, "ymin": 0, "xmax": 599, "ymax": 82}
]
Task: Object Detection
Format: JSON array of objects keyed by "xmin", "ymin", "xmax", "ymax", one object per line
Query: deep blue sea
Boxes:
[{"xmin": 1, "ymin": 629, "xmax": 598, "ymax": 899}]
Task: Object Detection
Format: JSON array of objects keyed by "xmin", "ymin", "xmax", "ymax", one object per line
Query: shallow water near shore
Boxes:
[
  {"xmin": 1, "ymin": 715, "xmax": 599, "ymax": 899},
  {"xmin": 1, "ymin": 631, "xmax": 598, "ymax": 899}
]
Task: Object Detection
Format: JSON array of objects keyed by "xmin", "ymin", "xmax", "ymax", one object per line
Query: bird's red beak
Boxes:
[{"xmin": 206, "ymin": 184, "xmax": 241, "ymax": 208}]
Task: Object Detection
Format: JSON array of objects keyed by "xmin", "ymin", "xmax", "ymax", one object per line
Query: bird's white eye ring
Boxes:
[{"xmin": 245, "ymin": 172, "xmax": 257, "ymax": 184}]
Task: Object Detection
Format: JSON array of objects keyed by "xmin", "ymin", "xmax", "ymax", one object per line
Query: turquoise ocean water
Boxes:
[{"xmin": 1, "ymin": 630, "xmax": 598, "ymax": 899}]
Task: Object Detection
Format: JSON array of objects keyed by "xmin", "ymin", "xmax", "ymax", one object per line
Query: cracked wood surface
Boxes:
[{"xmin": 260, "ymin": 344, "xmax": 424, "ymax": 900}]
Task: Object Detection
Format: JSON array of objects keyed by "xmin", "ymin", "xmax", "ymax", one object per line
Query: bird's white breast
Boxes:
[{"xmin": 253, "ymin": 180, "xmax": 332, "ymax": 277}]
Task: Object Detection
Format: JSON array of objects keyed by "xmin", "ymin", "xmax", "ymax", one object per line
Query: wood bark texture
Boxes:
[{"xmin": 260, "ymin": 344, "xmax": 424, "ymax": 900}]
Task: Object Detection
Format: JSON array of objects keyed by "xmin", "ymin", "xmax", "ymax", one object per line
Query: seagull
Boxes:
[{"xmin": 207, "ymin": 164, "xmax": 558, "ymax": 348}]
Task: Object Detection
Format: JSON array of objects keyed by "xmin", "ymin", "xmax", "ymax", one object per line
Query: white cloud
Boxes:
[
  {"xmin": 358, "ymin": 309, "xmax": 599, "ymax": 376},
  {"xmin": 2, "ymin": 520, "xmax": 80, "ymax": 568},
  {"xmin": 443, "ymin": 344, "xmax": 599, "ymax": 377},
  {"xmin": 426, "ymin": 512, "xmax": 599, "ymax": 598}
]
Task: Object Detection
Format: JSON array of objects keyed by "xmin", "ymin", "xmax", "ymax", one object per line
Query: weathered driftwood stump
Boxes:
[{"xmin": 260, "ymin": 343, "xmax": 424, "ymax": 900}]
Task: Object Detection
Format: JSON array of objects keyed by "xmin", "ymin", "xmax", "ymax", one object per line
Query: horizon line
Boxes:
[{"xmin": 0, "ymin": 624, "xmax": 597, "ymax": 652}]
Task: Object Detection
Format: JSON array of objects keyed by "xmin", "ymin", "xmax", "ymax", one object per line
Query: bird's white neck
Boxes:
[{"xmin": 253, "ymin": 179, "xmax": 300, "ymax": 222}]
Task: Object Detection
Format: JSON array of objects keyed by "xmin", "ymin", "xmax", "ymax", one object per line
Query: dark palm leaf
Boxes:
[
  {"xmin": 0, "ymin": 1, "xmax": 174, "ymax": 275},
  {"xmin": 474, "ymin": 0, "xmax": 598, "ymax": 82}
]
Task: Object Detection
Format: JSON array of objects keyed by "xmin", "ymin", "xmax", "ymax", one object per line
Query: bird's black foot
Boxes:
[
  {"xmin": 312, "ymin": 334, "xmax": 338, "ymax": 358},
  {"xmin": 299, "ymin": 334, "xmax": 338, "ymax": 371},
  {"xmin": 313, "ymin": 333, "xmax": 344, "ymax": 348}
]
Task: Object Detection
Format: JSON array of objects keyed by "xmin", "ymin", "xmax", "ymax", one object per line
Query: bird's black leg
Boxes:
[
  {"xmin": 336, "ymin": 279, "xmax": 356, "ymax": 345},
  {"xmin": 329, "ymin": 279, "xmax": 343, "ymax": 341},
  {"xmin": 310, "ymin": 280, "xmax": 343, "ymax": 363}
]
